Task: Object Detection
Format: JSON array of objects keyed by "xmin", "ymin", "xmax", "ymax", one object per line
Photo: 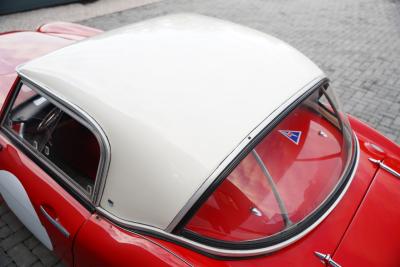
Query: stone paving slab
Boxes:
[
  {"xmin": 0, "ymin": 0, "xmax": 161, "ymax": 32},
  {"xmin": 81, "ymin": 0, "xmax": 400, "ymax": 143},
  {"xmin": 1, "ymin": 0, "xmax": 400, "ymax": 266},
  {"xmin": 0, "ymin": 202, "xmax": 63, "ymax": 267}
]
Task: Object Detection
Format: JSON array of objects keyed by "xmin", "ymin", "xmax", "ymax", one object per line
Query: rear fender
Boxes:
[{"xmin": 37, "ymin": 22, "xmax": 102, "ymax": 38}]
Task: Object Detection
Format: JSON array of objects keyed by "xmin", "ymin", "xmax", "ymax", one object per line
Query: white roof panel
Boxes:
[{"xmin": 18, "ymin": 14, "xmax": 324, "ymax": 229}]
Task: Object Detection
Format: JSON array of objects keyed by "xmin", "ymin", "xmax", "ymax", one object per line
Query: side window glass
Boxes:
[
  {"xmin": 318, "ymin": 93, "xmax": 332, "ymax": 110},
  {"xmin": 308, "ymin": 88, "xmax": 341, "ymax": 129},
  {"xmin": 4, "ymin": 83, "xmax": 101, "ymax": 196}
]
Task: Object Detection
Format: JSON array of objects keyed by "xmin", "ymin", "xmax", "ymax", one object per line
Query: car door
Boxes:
[{"xmin": 0, "ymin": 80, "xmax": 107, "ymax": 266}]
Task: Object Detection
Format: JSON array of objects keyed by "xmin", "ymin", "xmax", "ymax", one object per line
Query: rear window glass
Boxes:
[{"xmin": 183, "ymin": 84, "xmax": 354, "ymax": 243}]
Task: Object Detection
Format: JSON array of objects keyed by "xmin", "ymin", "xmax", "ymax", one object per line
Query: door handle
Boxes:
[
  {"xmin": 40, "ymin": 205, "xmax": 70, "ymax": 238},
  {"xmin": 314, "ymin": 252, "xmax": 341, "ymax": 267}
]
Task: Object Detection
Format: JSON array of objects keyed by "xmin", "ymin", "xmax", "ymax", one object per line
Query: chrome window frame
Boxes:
[{"xmin": 2, "ymin": 73, "xmax": 111, "ymax": 206}]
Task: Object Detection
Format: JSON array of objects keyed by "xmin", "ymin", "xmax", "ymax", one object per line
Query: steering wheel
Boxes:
[{"xmin": 36, "ymin": 107, "xmax": 63, "ymax": 132}]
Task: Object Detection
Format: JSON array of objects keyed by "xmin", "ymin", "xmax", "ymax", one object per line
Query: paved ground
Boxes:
[
  {"xmin": 0, "ymin": 0, "xmax": 160, "ymax": 32},
  {"xmin": 0, "ymin": 0, "xmax": 399, "ymax": 266},
  {"xmin": 81, "ymin": 0, "xmax": 400, "ymax": 143},
  {"xmin": 0, "ymin": 201, "xmax": 63, "ymax": 267}
]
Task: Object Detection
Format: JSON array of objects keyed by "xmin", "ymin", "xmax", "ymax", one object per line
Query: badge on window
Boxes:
[{"xmin": 279, "ymin": 130, "xmax": 302, "ymax": 145}]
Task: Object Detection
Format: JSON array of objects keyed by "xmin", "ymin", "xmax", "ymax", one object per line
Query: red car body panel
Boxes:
[
  {"xmin": 37, "ymin": 22, "xmax": 103, "ymax": 40},
  {"xmin": 37, "ymin": 22, "xmax": 103, "ymax": 37},
  {"xmin": 0, "ymin": 73, "xmax": 17, "ymax": 113},
  {"xmin": 0, "ymin": 30, "xmax": 73, "ymax": 112},
  {"xmin": 0, "ymin": 25, "xmax": 400, "ymax": 266},
  {"xmin": 333, "ymin": 167, "xmax": 400, "ymax": 266},
  {"xmin": 73, "ymin": 215, "xmax": 190, "ymax": 267},
  {"xmin": 0, "ymin": 135, "xmax": 91, "ymax": 266},
  {"xmin": 0, "ymin": 31, "xmax": 74, "ymax": 75},
  {"xmin": 332, "ymin": 117, "xmax": 400, "ymax": 267}
]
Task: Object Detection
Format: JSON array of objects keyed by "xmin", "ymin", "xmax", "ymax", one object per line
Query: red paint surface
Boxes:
[
  {"xmin": 73, "ymin": 215, "xmax": 189, "ymax": 267},
  {"xmin": 0, "ymin": 32, "xmax": 73, "ymax": 75},
  {"xmin": 0, "ymin": 135, "xmax": 91, "ymax": 266},
  {"xmin": 37, "ymin": 22, "xmax": 103, "ymax": 38},
  {"xmin": 0, "ymin": 73, "xmax": 18, "ymax": 113},
  {"xmin": 333, "ymin": 165, "xmax": 400, "ymax": 266},
  {"xmin": 330, "ymin": 117, "xmax": 400, "ymax": 267},
  {"xmin": 348, "ymin": 115, "xmax": 400, "ymax": 161}
]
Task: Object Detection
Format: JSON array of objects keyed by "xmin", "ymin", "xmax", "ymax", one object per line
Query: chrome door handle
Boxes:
[
  {"xmin": 369, "ymin": 158, "xmax": 400, "ymax": 178},
  {"xmin": 40, "ymin": 206, "xmax": 70, "ymax": 238},
  {"xmin": 315, "ymin": 252, "xmax": 341, "ymax": 267}
]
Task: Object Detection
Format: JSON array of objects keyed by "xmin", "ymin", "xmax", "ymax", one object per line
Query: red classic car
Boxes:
[{"xmin": 0, "ymin": 14, "xmax": 399, "ymax": 267}]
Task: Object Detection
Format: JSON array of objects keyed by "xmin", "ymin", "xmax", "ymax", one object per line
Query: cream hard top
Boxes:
[{"xmin": 18, "ymin": 14, "xmax": 324, "ymax": 230}]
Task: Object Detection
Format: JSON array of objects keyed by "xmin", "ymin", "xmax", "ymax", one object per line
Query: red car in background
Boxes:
[{"xmin": 0, "ymin": 14, "xmax": 399, "ymax": 267}]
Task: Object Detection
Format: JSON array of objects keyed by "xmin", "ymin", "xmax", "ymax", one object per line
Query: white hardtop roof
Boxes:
[{"xmin": 18, "ymin": 14, "xmax": 324, "ymax": 230}]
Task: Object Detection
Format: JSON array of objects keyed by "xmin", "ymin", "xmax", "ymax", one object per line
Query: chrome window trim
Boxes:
[
  {"xmin": 11, "ymin": 71, "xmax": 111, "ymax": 206},
  {"xmin": 96, "ymin": 135, "xmax": 359, "ymax": 257}
]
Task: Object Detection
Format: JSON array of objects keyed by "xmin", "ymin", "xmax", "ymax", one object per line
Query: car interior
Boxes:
[{"xmin": 6, "ymin": 84, "xmax": 100, "ymax": 196}]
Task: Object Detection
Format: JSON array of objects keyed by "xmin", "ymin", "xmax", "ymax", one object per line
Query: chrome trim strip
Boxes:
[
  {"xmin": 95, "ymin": 108, "xmax": 360, "ymax": 257},
  {"xmin": 135, "ymin": 233, "xmax": 194, "ymax": 267},
  {"xmin": 166, "ymin": 75, "xmax": 326, "ymax": 232},
  {"xmin": 368, "ymin": 158, "xmax": 400, "ymax": 178},
  {"xmin": 40, "ymin": 205, "xmax": 70, "ymax": 238},
  {"xmin": 15, "ymin": 71, "xmax": 111, "ymax": 206}
]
